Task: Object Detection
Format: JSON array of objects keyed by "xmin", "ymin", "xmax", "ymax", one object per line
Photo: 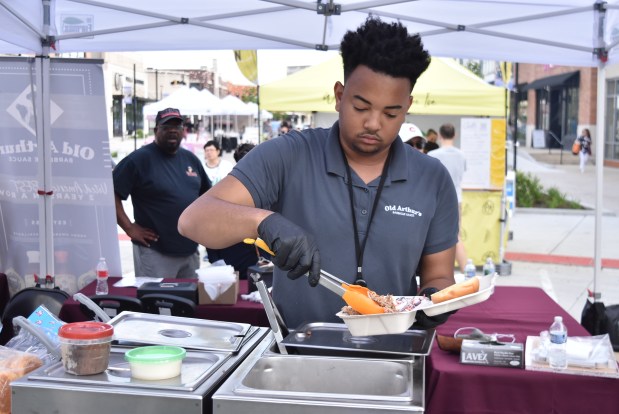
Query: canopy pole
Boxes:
[
  {"xmin": 593, "ymin": 60, "xmax": 605, "ymax": 302},
  {"xmin": 36, "ymin": 0, "xmax": 54, "ymax": 285},
  {"xmin": 592, "ymin": 1, "xmax": 607, "ymax": 302}
]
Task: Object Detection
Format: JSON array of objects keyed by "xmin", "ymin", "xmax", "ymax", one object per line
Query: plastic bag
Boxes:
[
  {"xmin": 4, "ymin": 304, "xmax": 64, "ymax": 365},
  {"xmin": 5, "ymin": 324, "xmax": 60, "ymax": 366},
  {"xmin": 0, "ymin": 346, "xmax": 44, "ymax": 414}
]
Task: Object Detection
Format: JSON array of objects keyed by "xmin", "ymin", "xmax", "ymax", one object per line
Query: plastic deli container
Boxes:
[
  {"xmin": 58, "ymin": 322, "xmax": 114, "ymax": 375},
  {"xmin": 124, "ymin": 346, "xmax": 186, "ymax": 380}
]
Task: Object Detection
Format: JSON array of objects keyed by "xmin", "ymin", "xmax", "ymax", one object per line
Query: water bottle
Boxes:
[
  {"xmin": 482, "ymin": 257, "xmax": 496, "ymax": 276},
  {"xmin": 464, "ymin": 259, "xmax": 476, "ymax": 280},
  {"xmin": 95, "ymin": 257, "xmax": 109, "ymax": 296},
  {"xmin": 548, "ymin": 316, "xmax": 568, "ymax": 370}
]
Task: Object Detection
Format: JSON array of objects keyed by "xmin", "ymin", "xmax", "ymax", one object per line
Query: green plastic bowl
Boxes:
[{"xmin": 124, "ymin": 346, "xmax": 186, "ymax": 380}]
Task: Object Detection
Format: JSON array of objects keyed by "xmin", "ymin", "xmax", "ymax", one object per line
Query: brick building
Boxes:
[{"xmin": 515, "ymin": 63, "xmax": 618, "ymax": 167}]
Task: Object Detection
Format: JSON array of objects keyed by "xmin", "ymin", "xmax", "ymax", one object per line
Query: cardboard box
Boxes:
[
  {"xmin": 460, "ymin": 339, "xmax": 524, "ymax": 369},
  {"xmin": 197, "ymin": 272, "xmax": 239, "ymax": 305}
]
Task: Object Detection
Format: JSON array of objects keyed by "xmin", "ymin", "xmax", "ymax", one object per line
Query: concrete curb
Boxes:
[
  {"xmin": 514, "ymin": 207, "xmax": 616, "ymax": 217},
  {"xmin": 504, "ymin": 252, "xmax": 619, "ymax": 269}
]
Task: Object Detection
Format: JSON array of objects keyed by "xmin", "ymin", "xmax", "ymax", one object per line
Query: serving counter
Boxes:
[
  {"xmin": 427, "ymin": 286, "xmax": 619, "ymax": 414},
  {"xmin": 59, "ymin": 277, "xmax": 269, "ymax": 327},
  {"xmin": 35, "ymin": 280, "xmax": 619, "ymax": 413}
]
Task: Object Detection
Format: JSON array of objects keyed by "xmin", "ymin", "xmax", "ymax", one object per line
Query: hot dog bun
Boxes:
[{"xmin": 430, "ymin": 277, "xmax": 480, "ymax": 304}]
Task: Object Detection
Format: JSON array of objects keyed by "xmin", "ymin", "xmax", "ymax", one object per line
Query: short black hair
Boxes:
[
  {"xmin": 204, "ymin": 140, "xmax": 220, "ymax": 151},
  {"xmin": 423, "ymin": 141, "xmax": 439, "ymax": 153},
  {"xmin": 234, "ymin": 143, "xmax": 255, "ymax": 162},
  {"xmin": 340, "ymin": 17, "xmax": 431, "ymax": 91}
]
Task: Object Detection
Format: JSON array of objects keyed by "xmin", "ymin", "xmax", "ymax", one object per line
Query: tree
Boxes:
[{"xmin": 227, "ymin": 83, "xmax": 257, "ymax": 103}]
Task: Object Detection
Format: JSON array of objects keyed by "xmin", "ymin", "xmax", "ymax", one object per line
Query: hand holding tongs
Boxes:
[{"xmin": 244, "ymin": 238, "xmax": 385, "ymax": 315}]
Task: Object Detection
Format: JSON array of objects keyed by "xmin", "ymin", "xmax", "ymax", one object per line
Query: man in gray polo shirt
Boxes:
[
  {"xmin": 179, "ymin": 17, "xmax": 459, "ymax": 329},
  {"xmin": 429, "ymin": 123, "xmax": 469, "ymax": 273}
]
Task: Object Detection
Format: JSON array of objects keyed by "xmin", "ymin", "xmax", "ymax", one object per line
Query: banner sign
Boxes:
[
  {"xmin": 0, "ymin": 57, "xmax": 120, "ymax": 296},
  {"xmin": 234, "ymin": 50, "xmax": 258, "ymax": 84}
]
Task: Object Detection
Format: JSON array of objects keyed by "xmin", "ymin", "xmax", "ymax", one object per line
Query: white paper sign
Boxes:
[{"xmin": 461, "ymin": 118, "xmax": 491, "ymax": 189}]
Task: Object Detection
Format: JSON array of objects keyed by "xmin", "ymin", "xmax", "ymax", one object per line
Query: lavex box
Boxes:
[
  {"xmin": 460, "ymin": 339, "xmax": 524, "ymax": 368},
  {"xmin": 197, "ymin": 272, "xmax": 239, "ymax": 305},
  {"xmin": 137, "ymin": 282, "xmax": 198, "ymax": 303}
]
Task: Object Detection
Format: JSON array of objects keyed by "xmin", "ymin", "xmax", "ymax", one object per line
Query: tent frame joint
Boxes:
[
  {"xmin": 180, "ymin": 17, "xmax": 189, "ymax": 24},
  {"xmin": 594, "ymin": 2, "xmax": 607, "ymax": 12},
  {"xmin": 42, "ymin": 36, "xmax": 55, "ymax": 49},
  {"xmin": 457, "ymin": 25, "xmax": 466, "ymax": 31},
  {"xmin": 317, "ymin": 1, "xmax": 341, "ymax": 16},
  {"xmin": 315, "ymin": 44, "xmax": 329, "ymax": 51},
  {"xmin": 594, "ymin": 47, "xmax": 609, "ymax": 62}
]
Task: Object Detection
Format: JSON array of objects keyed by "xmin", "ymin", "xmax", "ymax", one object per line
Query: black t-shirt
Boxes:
[{"xmin": 113, "ymin": 142, "xmax": 211, "ymax": 256}]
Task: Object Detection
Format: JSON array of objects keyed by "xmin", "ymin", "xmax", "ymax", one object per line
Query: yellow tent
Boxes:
[{"xmin": 260, "ymin": 56, "xmax": 506, "ymax": 117}]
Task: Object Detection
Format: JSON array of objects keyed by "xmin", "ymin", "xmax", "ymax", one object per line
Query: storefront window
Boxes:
[
  {"xmin": 605, "ymin": 79, "xmax": 619, "ymax": 161},
  {"xmin": 536, "ymin": 89, "xmax": 550, "ymax": 130},
  {"xmin": 565, "ymin": 87, "xmax": 578, "ymax": 136}
]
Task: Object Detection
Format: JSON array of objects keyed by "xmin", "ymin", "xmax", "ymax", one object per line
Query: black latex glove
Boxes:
[
  {"xmin": 411, "ymin": 287, "xmax": 457, "ymax": 329},
  {"xmin": 257, "ymin": 213, "xmax": 321, "ymax": 287}
]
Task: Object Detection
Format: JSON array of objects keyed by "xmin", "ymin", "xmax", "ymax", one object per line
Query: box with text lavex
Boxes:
[{"xmin": 460, "ymin": 339, "xmax": 524, "ymax": 369}]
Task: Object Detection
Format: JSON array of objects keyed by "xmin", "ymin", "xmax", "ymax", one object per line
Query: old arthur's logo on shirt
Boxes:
[
  {"xmin": 186, "ymin": 166, "xmax": 198, "ymax": 177},
  {"xmin": 385, "ymin": 204, "xmax": 422, "ymax": 218}
]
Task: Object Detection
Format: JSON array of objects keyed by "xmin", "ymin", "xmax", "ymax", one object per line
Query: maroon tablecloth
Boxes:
[
  {"xmin": 0, "ymin": 273, "xmax": 9, "ymax": 316},
  {"xmin": 59, "ymin": 277, "xmax": 269, "ymax": 327},
  {"xmin": 426, "ymin": 286, "xmax": 619, "ymax": 414}
]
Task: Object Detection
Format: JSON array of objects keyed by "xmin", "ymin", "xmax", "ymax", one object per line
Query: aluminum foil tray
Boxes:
[
  {"xmin": 280, "ymin": 323, "xmax": 434, "ymax": 356},
  {"xmin": 28, "ymin": 347, "xmax": 228, "ymax": 392},
  {"xmin": 108, "ymin": 312, "xmax": 251, "ymax": 352}
]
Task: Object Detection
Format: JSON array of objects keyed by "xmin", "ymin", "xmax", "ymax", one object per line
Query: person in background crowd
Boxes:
[
  {"xmin": 429, "ymin": 123, "xmax": 468, "ymax": 274},
  {"xmin": 206, "ymin": 143, "xmax": 272, "ymax": 277},
  {"xmin": 203, "ymin": 140, "xmax": 234, "ymax": 185},
  {"xmin": 400, "ymin": 123, "xmax": 426, "ymax": 152},
  {"xmin": 426, "ymin": 128, "xmax": 438, "ymax": 144},
  {"xmin": 423, "ymin": 141, "xmax": 439, "ymax": 154},
  {"xmin": 279, "ymin": 122, "xmax": 291, "ymax": 136},
  {"xmin": 178, "ymin": 17, "xmax": 459, "ymax": 329},
  {"xmin": 114, "ymin": 108, "xmax": 211, "ymax": 278},
  {"xmin": 577, "ymin": 128, "xmax": 592, "ymax": 173}
]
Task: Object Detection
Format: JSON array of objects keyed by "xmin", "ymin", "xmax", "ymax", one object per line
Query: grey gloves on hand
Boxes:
[{"xmin": 258, "ymin": 213, "xmax": 321, "ymax": 287}]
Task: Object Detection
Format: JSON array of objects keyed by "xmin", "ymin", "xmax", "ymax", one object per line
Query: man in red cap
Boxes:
[{"xmin": 113, "ymin": 108, "xmax": 211, "ymax": 278}]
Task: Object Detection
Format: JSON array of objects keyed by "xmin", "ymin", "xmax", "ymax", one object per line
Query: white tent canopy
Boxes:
[
  {"xmin": 218, "ymin": 95, "xmax": 254, "ymax": 116},
  {"xmin": 0, "ymin": 0, "xmax": 614, "ymax": 298},
  {"xmin": 143, "ymin": 86, "xmax": 217, "ymax": 116},
  {"xmin": 0, "ymin": 1, "xmax": 617, "ymax": 66}
]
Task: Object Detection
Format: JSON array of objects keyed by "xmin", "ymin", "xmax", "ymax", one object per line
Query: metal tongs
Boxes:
[
  {"xmin": 244, "ymin": 238, "xmax": 384, "ymax": 315},
  {"xmin": 249, "ymin": 271, "xmax": 289, "ymax": 354}
]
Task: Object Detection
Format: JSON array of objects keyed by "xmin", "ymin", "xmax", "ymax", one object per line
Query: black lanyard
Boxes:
[{"xmin": 340, "ymin": 144, "xmax": 393, "ymax": 286}]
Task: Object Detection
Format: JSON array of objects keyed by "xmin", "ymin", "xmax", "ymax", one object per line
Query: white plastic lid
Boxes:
[{"xmin": 554, "ymin": 316, "xmax": 562, "ymax": 322}]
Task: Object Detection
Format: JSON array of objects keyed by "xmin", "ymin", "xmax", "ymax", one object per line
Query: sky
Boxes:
[{"xmin": 137, "ymin": 49, "xmax": 339, "ymax": 86}]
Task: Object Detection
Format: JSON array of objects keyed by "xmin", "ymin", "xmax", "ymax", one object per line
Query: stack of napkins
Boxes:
[{"xmin": 195, "ymin": 265, "xmax": 236, "ymax": 301}]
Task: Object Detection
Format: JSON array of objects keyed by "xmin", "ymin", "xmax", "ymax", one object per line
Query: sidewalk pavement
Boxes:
[
  {"xmin": 499, "ymin": 147, "xmax": 619, "ymax": 322},
  {"xmin": 111, "ymin": 140, "xmax": 619, "ymax": 323}
]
